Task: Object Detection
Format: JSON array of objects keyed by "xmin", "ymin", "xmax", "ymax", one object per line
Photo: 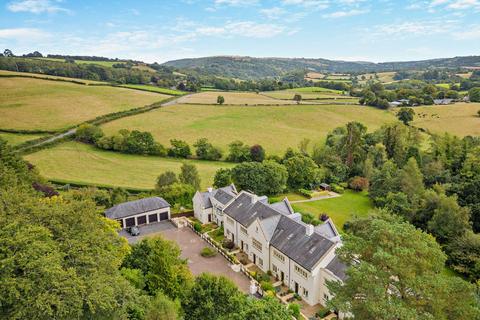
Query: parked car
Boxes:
[{"xmin": 128, "ymin": 226, "xmax": 140, "ymax": 236}]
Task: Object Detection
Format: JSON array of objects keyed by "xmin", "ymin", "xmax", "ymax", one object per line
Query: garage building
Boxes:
[{"xmin": 105, "ymin": 197, "xmax": 171, "ymax": 228}]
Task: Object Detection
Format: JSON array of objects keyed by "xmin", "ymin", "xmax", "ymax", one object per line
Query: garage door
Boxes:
[
  {"xmin": 137, "ymin": 215, "xmax": 147, "ymax": 225},
  {"xmin": 159, "ymin": 212, "xmax": 169, "ymax": 221},
  {"xmin": 125, "ymin": 217, "xmax": 135, "ymax": 227},
  {"xmin": 148, "ymin": 213, "xmax": 158, "ymax": 223}
]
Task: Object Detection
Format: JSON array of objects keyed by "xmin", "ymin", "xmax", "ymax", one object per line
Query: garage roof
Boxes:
[{"xmin": 105, "ymin": 197, "xmax": 170, "ymax": 219}]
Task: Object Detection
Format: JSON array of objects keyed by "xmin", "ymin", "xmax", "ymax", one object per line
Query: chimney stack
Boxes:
[
  {"xmin": 207, "ymin": 187, "xmax": 213, "ymax": 193},
  {"xmin": 306, "ymin": 224, "xmax": 314, "ymax": 236}
]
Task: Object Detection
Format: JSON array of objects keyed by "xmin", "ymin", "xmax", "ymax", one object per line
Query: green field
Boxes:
[
  {"xmin": 177, "ymin": 91, "xmax": 297, "ymax": 105},
  {"xmin": 119, "ymin": 84, "xmax": 184, "ymax": 96},
  {"xmin": 0, "ymin": 132, "xmax": 46, "ymax": 146},
  {"xmin": 24, "ymin": 142, "xmax": 235, "ymax": 190},
  {"xmin": 292, "ymin": 190, "xmax": 374, "ymax": 230},
  {"xmin": 261, "ymin": 87, "xmax": 348, "ymax": 100},
  {"xmin": 36, "ymin": 57, "xmax": 121, "ymax": 67},
  {"xmin": 0, "ymin": 69, "xmax": 105, "ymax": 84},
  {"xmin": 0, "ymin": 77, "xmax": 169, "ymax": 131},
  {"xmin": 101, "ymin": 103, "xmax": 396, "ymax": 156}
]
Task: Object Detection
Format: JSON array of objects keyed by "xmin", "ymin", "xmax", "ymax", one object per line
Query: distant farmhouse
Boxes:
[
  {"xmin": 193, "ymin": 185, "xmax": 346, "ymax": 307},
  {"xmin": 105, "ymin": 197, "xmax": 170, "ymax": 228},
  {"xmin": 433, "ymin": 98, "xmax": 454, "ymax": 105}
]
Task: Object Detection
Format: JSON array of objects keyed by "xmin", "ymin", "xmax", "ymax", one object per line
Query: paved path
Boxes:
[
  {"xmin": 121, "ymin": 222, "xmax": 251, "ymax": 293},
  {"xmin": 289, "ymin": 192, "xmax": 341, "ymax": 204}
]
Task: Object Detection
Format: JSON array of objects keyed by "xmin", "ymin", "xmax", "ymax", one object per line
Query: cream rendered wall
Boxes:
[
  {"xmin": 246, "ymin": 219, "xmax": 270, "ymax": 273},
  {"xmin": 193, "ymin": 192, "xmax": 212, "ymax": 224}
]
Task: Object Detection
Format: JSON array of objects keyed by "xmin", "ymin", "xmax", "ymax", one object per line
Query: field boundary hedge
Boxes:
[{"xmin": 48, "ymin": 179, "xmax": 154, "ymax": 193}]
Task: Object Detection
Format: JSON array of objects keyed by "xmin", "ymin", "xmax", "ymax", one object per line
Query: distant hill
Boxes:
[{"xmin": 162, "ymin": 55, "xmax": 480, "ymax": 79}]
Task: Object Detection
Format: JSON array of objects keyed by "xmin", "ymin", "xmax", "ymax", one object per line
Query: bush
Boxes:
[
  {"xmin": 260, "ymin": 281, "xmax": 274, "ymax": 292},
  {"xmin": 331, "ymin": 183, "xmax": 344, "ymax": 194},
  {"xmin": 289, "ymin": 303, "xmax": 301, "ymax": 319},
  {"xmin": 222, "ymin": 239, "xmax": 235, "ymax": 250},
  {"xmin": 349, "ymin": 176, "xmax": 369, "ymax": 191},
  {"xmin": 320, "ymin": 213, "xmax": 329, "ymax": 221},
  {"xmin": 193, "ymin": 222, "xmax": 202, "ymax": 232},
  {"xmin": 76, "ymin": 124, "xmax": 104, "ymax": 143},
  {"xmin": 298, "ymin": 188, "xmax": 313, "ymax": 198},
  {"xmin": 168, "ymin": 139, "xmax": 191, "ymax": 158},
  {"xmin": 200, "ymin": 247, "xmax": 217, "ymax": 258},
  {"xmin": 316, "ymin": 306, "xmax": 331, "ymax": 318}
]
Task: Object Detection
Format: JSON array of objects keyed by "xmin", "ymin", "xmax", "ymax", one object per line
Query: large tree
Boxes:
[
  {"xmin": 327, "ymin": 215, "xmax": 480, "ymax": 320},
  {"xmin": 179, "ymin": 163, "xmax": 201, "ymax": 190},
  {"xmin": 283, "ymin": 155, "xmax": 319, "ymax": 189}
]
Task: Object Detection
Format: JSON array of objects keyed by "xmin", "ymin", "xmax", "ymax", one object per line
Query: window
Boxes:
[
  {"xmin": 323, "ymin": 293, "xmax": 329, "ymax": 302},
  {"xmin": 227, "ymin": 217, "xmax": 234, "ymax": 226},
  {"xmin": 303, "ymin": 288, "xmax": 309, "ymax": 298},
  {"xmin": 252, "ymin": 238, "xmax": 262, "ymax": 252},
  {"xmin": 258, "ymin": 258, "xmax": 263, "ymax": 266},
  {"xmin": 240, "ymin": 226, "xmax": 248, "ymax": 235},
  {"xmin": 272, "ymin": 264, "xmax": 278, "ymax": 273},
  {"xmin": 294, "ymin": 265, "xmax": 308, "ymax": 278},
  {"xmin": 273, "ymin": 250, "xmax": 285, "ymax": 262}
]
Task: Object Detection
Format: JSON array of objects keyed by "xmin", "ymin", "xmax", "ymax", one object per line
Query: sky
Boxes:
[{"xmin": 1, "ymin": 0, "xmax": 479, "ymax": 63}]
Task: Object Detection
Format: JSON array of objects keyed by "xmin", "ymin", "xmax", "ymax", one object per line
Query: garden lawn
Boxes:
[
  {"xmin": 292, "ymin": 190, "xmax": 374, "ymax": 231},
  {"xmin": 410, "ymin": 102, "xmax": 480, "ymax": 137},
  {"xmin": 101, "ymin": 103, "xmax": 396, "ymax": 156},
  {"xmin": 0, "ymin": 132, "xmax": 46, "ymax": 146},
  {"xmin": 0, "ymin": 77, "xmax": 169, "ymax": 131},
  {"xmin": 24, "ymin": 141, "xmax": 235, "ymax": 190}
]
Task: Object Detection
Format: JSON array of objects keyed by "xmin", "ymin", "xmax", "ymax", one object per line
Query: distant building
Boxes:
[
  {"xmin": 105, "ymin": 197, "xmax": 170, "ymax": 228},
  {"xmin": 433, "ymin": 98, "xmax": 454, "ymax": 105}
]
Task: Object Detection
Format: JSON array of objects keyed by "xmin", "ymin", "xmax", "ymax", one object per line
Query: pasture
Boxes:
[
  {"xmin": 411, "ymin": 102, "xmax": 480, "ymax": 137},
  {"xmin": 0, "ymin": 69, "xmax": 105, "ymax": 84},
  {"xmin": 101, "ymin": 103, "xmax": 396, "ymax": 155},
  {"xmin": 119, "ymin": 84, "xmax": 184, "ymax": 96},
  {"xmin": 0, "ymin": 77, "xmax": 169, "ymax": 131},
  {"xmin": 36, "ymin": 57, "xmax": 121, "ymax": 67},
  {"xmin": 176, "ymin": 91, "xmax": 297, "ymax": 105},
  {"xmin": 24, "ymin": 142, "xmax": 235, "ymax": 190},
  {"xmin": 0, "ymin": 132, "xmax": 46, "ymax": 146},
  {"xmin": 292, "ymin": 190, "xmax": 374, "ymax": 231}
]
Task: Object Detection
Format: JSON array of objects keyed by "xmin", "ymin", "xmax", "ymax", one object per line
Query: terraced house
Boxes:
[{"xmin": 193, "ymin": 186, "xmax": 346, "ymax": 307}]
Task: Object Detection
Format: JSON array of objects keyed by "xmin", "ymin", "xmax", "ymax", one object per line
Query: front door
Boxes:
[
  {"xmin": 208, "ymin": 214, "xmax": 212, "ymax": 222},
  {"xmin": 294, "ymin": 282, "xmax": 299, "ymax": 294},
  {"xmin": 281, "ymin": 271, "xmax": 285, "ymax": 282},
  {"xmin": 253, "ymin": 254, "xmax": 256, "ymax": 264},
  {"xmin": 241, "ymin": 240, "xmax": 244, "ymax": 251}
]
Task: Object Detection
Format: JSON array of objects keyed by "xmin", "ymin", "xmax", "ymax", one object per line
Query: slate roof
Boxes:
[
  {"xmin": 224, "ymin": 192, "xmax": 337, "ymax": 271},
  {"xmin": 198, "ymin": 184, "xmax": 237, "ymax": 208},
  {"xmin": 270, "ymin": 198, "xmax": 294, "ymax": 216},
  {"xmin": 105, "ymin": 197, "xmax": 170, "ymax": 219},
  {"xmin": 326, "ymin": 256, "xmax": 347, "ymax": 281},
  {"xmin": 315, "ymin": 220, "xmax": 338, "ymax": 240},
  {"xmin": 270, "ymin": 215, "xmax": 335, "ymax": 271}
]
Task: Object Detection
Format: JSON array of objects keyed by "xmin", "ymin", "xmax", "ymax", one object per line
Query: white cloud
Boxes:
[
  {"xmin": 260, "ymin": 7, "xmax": 286, "ymax": 19},
  {"xmin": 7, "ymin": 0, "xmax": 69, "ymax": 14},
  {"xmin": 447, "ymin": 0, "xmax": 480, "ymax": 9},
  {"xmin": 370, "ymin": 20, "xmax": 458, "ymax": 38},
  {"xmin": 214, "ymin": 0, "xmax": 258, "ymax": 6},
  {"xmin": 322, "ymin": 9, "xmax": 369, "ymax": 18},
  {"xmin": 0, "ymin": 27, "xmax": 50, "ymax": 40},
  {"xmin": 453, "ymin": 25, "xmax": 480, "ymax": 39},
  {"xmin": 282, "ymin": 0, "xmax": 329, "ymax": 8},
  {"xmin": 195, "ymin": 21, "xmax": 286, "ymax": 38}
]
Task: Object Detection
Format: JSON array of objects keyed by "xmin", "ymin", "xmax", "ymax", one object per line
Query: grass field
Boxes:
[
  {"xmin": 0, "ymin": 69, "xmax": 105, "ymax": 84},
  {"xmin": 119, "ymin": 84, "xmax": 184, "ymax": 96},
  {"xmin": 292, "ymin": 190, "xmax": 374, "ymax": 231},
  {"xmin": 37, "ymin": 57, "xmax": 121, "ymax": 67},
  {"xmin": 101, "ymin": 103, "xmax": 396, "ymax": 156},
  {"xmin": 0, "ymin": 77, "xmax": 169, "ymax": 131},
  {"xmin": 24, "ymin": 142, "xmax": 235, "ymax": 190},
  {"xmin": 411, "ymin": 103, "xmax": 480, "ymax": 137},
  {"xmin": 176, "ymin": 91, "xmax": 298, "ymax": 105},
  {"xmin": 0, "ymin": 132, "xmax": 46, "ymax": 146}
]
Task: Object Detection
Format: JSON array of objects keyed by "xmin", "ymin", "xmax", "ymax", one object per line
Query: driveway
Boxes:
[{"xmin": 120, "ymin": 222, "xmax": 251, "ymax": 293}]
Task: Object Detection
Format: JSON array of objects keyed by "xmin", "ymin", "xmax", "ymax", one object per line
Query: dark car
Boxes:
[{"xmin": 128, "ymin": 226, "xmax": 140, "ymax": 236}]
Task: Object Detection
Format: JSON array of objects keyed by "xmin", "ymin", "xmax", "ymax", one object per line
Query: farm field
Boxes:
[
  {"xmin": 411, "ymin": 102, "xmax": 480, "ymax": 137},
  {"xmin": 0, "ymin": 69, "xmax": 105, "ymax": 84},
  {"xmin": 0, "ymin": 132, "xmax": 46, "ymax": 146},
  {"xmin": 292, "ymin": 190, "xmax": 374, "ymax": 231},
  {"xmin": 24, "ymin": 142, "xmax": 235, "ymax": 190},
  {"xmin": 36, "ymin": 57, "xmax": 121, "ymax": 67},
  {"xmin": 119, "ymin": 84, "xmax": 184, "ymax": 95},
  {"xmin": 0, "ymin": 77, "xmax": 169, "ymax": 131},
  {"xmin": 176, "ymin": 91, "xmax": 297, "ymax": 105},
  {"xmin": 101, "ymin": 103, "xmax": 396, "ymax": 155},
  {"xmin": 358, "ymin": 71, "xmax": 396, "ymax": 84}
]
